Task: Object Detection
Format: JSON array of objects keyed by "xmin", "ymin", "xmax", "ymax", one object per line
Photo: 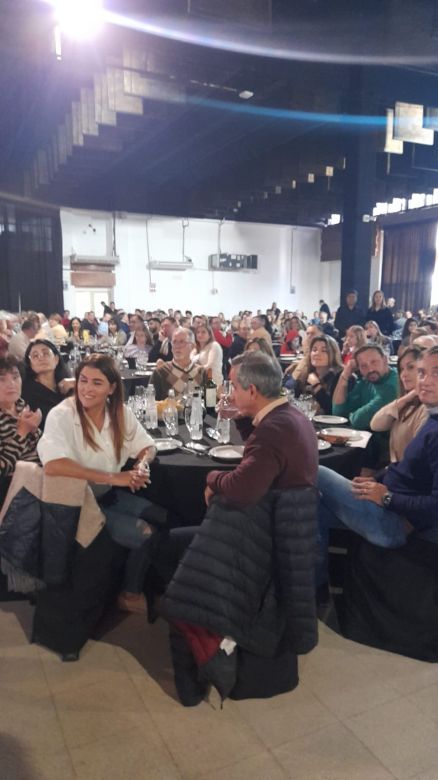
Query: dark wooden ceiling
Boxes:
[{"xmin": 3, "ymin": 0, "xmax": 438, "ymax": 225}]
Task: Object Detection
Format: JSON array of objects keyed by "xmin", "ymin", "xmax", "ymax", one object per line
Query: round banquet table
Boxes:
[
  {"xmin": 120, "ymin": 368, "xmax": 153, "ymax": 398},
  {"xmin": 145, "ymin": 415, "xmax": 364, "ymax": 527}
]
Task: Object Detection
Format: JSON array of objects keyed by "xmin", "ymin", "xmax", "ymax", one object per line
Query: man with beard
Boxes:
[
  {"xmin": 332, "ymin": 344, "xmax": 398, "ymax": 430},
  {"xmin": 317, "ymin": 346, "xmax": 438, "ymax": 587}
]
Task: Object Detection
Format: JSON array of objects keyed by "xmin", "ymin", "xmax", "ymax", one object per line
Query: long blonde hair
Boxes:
[{"xmin": 75, "ymin": 354, "xmax": 125, "ymax": 462}]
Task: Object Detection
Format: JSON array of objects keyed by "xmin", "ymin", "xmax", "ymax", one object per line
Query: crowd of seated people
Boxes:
[{"xmin": 1, "ymin": 294, "xmax": 438, "ymax": 687}]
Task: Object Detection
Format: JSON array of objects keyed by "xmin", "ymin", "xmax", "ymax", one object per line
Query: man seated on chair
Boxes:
[
  {"xmin": 332, "ymin": 343, "xmax": 398, "ymax": 468},
  {"xmin": 317, "ymin": 345, "xmax": 438, "ymax": 586},
  {"xmin": 151, "ymin": 327, "xmax": 205, "ymax": 401},
  {"xmin": 205, "ymin": 352, "xmax": 318, "ymax": 507}
]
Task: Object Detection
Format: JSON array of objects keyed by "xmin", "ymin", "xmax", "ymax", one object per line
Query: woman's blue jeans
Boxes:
[
  {"xmin": 316, "ymin": 465, "xmax": 407, "ymax": 586},
  {"xmin": 100, "ymin": 489, "xmax": 159, "ymax": 594}
]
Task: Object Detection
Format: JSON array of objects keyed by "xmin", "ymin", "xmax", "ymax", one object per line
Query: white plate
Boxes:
[
  {"xmin": 318, "ymin": 439, "xmax": 332, "ymax": 451},
  {"xmin": 314, "ymin": 415, "xmax": 348, "ymax": 425},
  {"xmin": 134, "ymin": 370, "xmax": 152, "ymax": 376},
  {"xmin": 320, "ymin": 427, "xmax": 362, "ymax": 442},
  {"xmin": 153, "ymin": 438, "xmax": 182, "ymax": 453},
  {"xmin": 209, "ymin": 445, "xmax": 244, "ymax": 461}
]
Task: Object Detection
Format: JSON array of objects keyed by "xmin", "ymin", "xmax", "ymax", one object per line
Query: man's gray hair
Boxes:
[
  {"xmin": 231, "ymin": 352, "xmax": 282, "ymax": 398},
  {"xmin": 172, "ymin": 326, "xmax": 195, "ymax": 344}
]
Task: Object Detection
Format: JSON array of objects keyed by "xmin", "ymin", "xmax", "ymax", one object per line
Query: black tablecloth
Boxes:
[
  {"xmin": 120, "ymin": 369, "xmax": 152, "ymax": 399},
  {"xmin": 146, "ymin": 416, "xmax": 363, "ymax": 526}
]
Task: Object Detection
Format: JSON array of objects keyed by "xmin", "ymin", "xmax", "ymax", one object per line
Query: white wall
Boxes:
[{"xmin": 61, "ymin": 209, "xmax": 329, "ymax": 318}]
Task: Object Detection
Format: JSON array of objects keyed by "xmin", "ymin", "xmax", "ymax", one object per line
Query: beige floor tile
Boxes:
[
  {"xmin": 410, "ymin": 770, "xmax": 438, "ymax": 780},
  {"xmin": 70, "ymin": 724, "xmax": 182, "ymax": 780},
  {"xmin": 53, "ymin": 674, "xmax": 150, "ymax": 749},
  {"xmin": 0, "ymin": 689, "xmax": 66, "ymax": 755},
  {"xmin": 234, "ymin": 682, "xmax": 338, "ymax": 748},
  {"xmin": 42, "ymin": 638, "xmax": 128, "ymax": 694},
  {"xmin": 148, "ymin": 698, "xmax": 264, "ymax": 778},
  {"xmin": 356, "ymin": 649, "xmax": 438, "ymax": 695},
  {"xmin": 407, "ymin": 683, "xmax": 438, "ymax": 725},
  {"xmin": 273, "ymin": 722, "xmax": 394, "ymax": 779},
  {"xmin": 0, "ymin": 644, "xmax": 49, "ymax": 698},
  {"xmin": 301, "ymin": 647, "xmax": 400, "ymax": 719},
  {"xmin": 198, "ymin": 750, "xmax": 288, "ymax": 780},
  {"xmin": 0, "ymin": 602, "xmax": 33, "ymax": 648},
  {"xmin": 346, "ymin": 697, "xmax": 438, "ymax": 779},
  {"xmin": 0, "ymin": 744, "xmax": 76, "ymax": 780}
]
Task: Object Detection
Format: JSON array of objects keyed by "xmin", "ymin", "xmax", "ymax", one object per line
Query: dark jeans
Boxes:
[{"xmin": 99, "ymin": 488, "xmax": 166, "ymax": 593}]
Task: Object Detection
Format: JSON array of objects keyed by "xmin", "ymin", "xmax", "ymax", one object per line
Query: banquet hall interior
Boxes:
[{"xmin": 2, "ymin": 1, "xmax": 438, "ymax": 778}]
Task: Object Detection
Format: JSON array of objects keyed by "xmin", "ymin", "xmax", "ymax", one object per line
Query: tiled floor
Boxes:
[{"xmin": 1, "ymin": 601, "xmax": 438, "ymax": 779}]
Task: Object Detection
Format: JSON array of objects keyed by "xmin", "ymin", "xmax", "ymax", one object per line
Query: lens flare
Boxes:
[{"xmin": 53, "ymin": 0, "xmax": 103, "ymax": 40}]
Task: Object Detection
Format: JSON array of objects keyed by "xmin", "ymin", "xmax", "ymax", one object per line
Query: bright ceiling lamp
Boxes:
[{"xmin": 53, "ymin": 0, "xmax": 104, "ymax": 40}]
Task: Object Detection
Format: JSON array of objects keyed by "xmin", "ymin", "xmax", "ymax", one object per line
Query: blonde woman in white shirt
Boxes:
[
  {"xmin": 38, "ymin": 354, "xmax": 159, "ymax": 613},
  {"xmin": 191, "ymin": 324, "xmax": 223, "ymax": 387}
]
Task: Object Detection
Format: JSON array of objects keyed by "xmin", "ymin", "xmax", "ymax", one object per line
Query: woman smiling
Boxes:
[{"xmin": 37, "ymin": 354, "xmax": 160, "ymax": 612}]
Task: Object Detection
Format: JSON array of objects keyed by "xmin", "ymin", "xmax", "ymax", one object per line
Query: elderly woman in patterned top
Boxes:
[{"xmin": 0, "ymin": 355, "xmax": 42, "ymax": 477}]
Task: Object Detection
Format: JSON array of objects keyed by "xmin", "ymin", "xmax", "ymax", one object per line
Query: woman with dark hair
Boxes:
[
  {"xmin": 68, "ymin": 317, "xmax": 83, "ymax": 344},
  {"xmin": 100, "ymin": 317, "xmax": 127, "ymax": 347},
  {"xmin": 191, "ymin": 323, "xmax": 223, "ymax": 386},
  {"xmin": 400, "ymin": 317, "xmax": 419, "ymax": 345},
  {"xmin": 294, "ymin": 335, "xmax": 344, "ymax": 414},
  {"xmin": 0, "ymin": 355, "xmax": 42, "ymax": 478},
  {"xmin": 371, "ymin": 345, "xmax": 428, "ymax": 462},
  {"xmin": 37, "ymin": 354, "xmax": 160, "ymax": 612},
  {"xmin": 366, "ymin": 290, "xmax": 394, "ymax": 336},
  {"xmin": 22, "ymin": 339, "xmax": 74, "ymax": 430}
]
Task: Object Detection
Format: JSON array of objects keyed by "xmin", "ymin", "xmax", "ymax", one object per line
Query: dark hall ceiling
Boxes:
[{"xmin": 3, "ymin": 1, "xmax": 438, "ymax": 225}]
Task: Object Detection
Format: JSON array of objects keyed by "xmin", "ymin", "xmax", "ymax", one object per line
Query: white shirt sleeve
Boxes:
[
  {"xmin": 123, "ymin": 406, "xmax": 155, "ymax": 460},
  {"xmin": 37, "ymin": 402, "xmax": 76, "ymax": 464}
]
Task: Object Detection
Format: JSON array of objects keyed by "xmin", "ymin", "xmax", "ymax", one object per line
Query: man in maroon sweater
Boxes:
[{"xmin": 205, "ymin": 353, "xmax": 318, "ymax": 508}]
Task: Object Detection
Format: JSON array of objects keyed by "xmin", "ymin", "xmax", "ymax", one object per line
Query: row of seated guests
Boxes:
[
  {"xmin": 317, "ymin": 345, "xmax": 438, "ymax": 588},
  {"xmin": 0, "ymin": 352, "xmax": 162, "ymax": 614}
]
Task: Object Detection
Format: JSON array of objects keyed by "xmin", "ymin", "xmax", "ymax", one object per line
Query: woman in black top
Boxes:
[
  {"xmin": 294, "ymin": 335, "xmax": 343, "ymax": 414},
  {"xmin": 22, "ymin": 340, "xmax": 74, "ymax": 430},
  {"xmin": 366, "ymin": 290, "xmax": 395, "ymax": 336}
]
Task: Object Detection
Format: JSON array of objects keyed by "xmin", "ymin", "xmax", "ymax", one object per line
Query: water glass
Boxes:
[
  {"xmin": 184, "ymin": 404, "xmax": 203, "ymax": 440},
  {"xmin": 163, "ymin": 405, "xmax": 178, "ymax": 436},
  {"xmin": 216, "ymin": 416, "xmax": 230, "ymax": 443}
]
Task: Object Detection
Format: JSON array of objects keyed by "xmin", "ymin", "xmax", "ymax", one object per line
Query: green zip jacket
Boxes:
[{"xmin": 333, "ymin": 368, "xmax": 399, "ymax": 430}]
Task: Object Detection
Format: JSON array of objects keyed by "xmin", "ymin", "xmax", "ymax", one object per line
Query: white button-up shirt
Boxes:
[{"xmin": 38, "ymin": 397, "xmax": 154, "ymax": 473}]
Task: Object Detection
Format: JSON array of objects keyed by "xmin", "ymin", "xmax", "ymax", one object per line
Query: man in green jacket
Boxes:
[
  {"xmin": 332, "ymin": 344, "xmax": 398, "ymax": 466},
  {"xmin": 333, "ymin": 344, "xmax": 398, "ymax": 427}
]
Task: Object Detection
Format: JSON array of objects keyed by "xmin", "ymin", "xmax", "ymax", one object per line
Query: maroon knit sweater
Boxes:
[{"xmin": 207, "ymin": 403, "xmax": 318, "ymax": 508}]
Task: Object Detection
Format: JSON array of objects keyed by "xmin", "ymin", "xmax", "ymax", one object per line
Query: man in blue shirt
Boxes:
[{"xmin": 317, "ymin": 346, "xmax": 438, "ymax": 584}]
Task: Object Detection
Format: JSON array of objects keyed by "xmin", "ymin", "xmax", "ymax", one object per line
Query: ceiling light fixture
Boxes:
[
  {"xmin": 52, "ymin": 0, "xmax": 104, "ymax": 40},
  {"xmin": 239, "ymin": 90, "xmax": 254, "ymax": 100}
]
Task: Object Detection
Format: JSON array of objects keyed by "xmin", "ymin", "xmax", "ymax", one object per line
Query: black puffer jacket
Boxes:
[
  {"xmin": 0, "ymin": 487, "xmax": 80, "ymax": 585},
  {"xmin": 162, "ymin": 487, "xmax": 318, "ymax": 657}
]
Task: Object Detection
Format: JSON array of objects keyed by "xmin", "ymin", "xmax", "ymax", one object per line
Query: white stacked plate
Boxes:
[{"xmin": 209, "ymin": 445, "xmax": 244, "ymax": 462}]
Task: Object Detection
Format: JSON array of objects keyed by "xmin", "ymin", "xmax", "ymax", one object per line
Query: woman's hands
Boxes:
[
  {"xmin": 17, "ymin": 406, "xmax": 42, "ymax": 437},
  {"xmin": 58, "ymin": 378, "xmax": 76, "ymax": 395},
  {"xmin": 110, "ymin": 469, "xmax": 151, "ymax": 493}
]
